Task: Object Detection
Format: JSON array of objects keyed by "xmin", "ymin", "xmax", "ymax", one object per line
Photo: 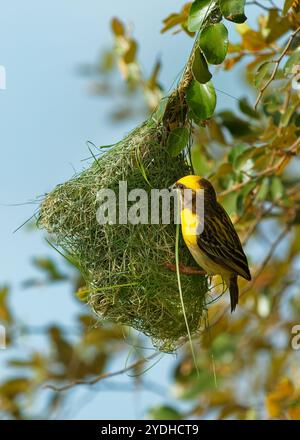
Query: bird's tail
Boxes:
[{"xmin": 228, "ymin": 274, "xmax": 239, "ymax": 313}]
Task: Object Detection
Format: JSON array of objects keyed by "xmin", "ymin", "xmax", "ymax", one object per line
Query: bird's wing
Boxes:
[{"xmin": 197, "ymin": 204, "xmax": 251, "ymax": 280}]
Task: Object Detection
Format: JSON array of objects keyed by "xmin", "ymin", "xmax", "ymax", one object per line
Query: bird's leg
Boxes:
[{"xmin": 164, "ymin": 262, "xmax": 206, "ymax": 276}]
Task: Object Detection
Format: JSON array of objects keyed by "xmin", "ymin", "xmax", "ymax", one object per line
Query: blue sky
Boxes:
[{"xmin": 0, "ymin": 0, "xmax": 262, "ymax": 419}]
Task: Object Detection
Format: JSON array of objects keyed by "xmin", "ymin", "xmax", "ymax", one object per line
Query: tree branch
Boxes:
[
  {"xmin": 219, "ymin": 137, "xmax": 300, "ymax": 198},
  {"xmin": 44, "ymin": 352, "xmax": 159, "ymax": 392},
  {"xmin": 246, "ymin": 1, "xmax": 279, "ymax": 12},
  {"xmin": 254, "ymin": 25, "xmax": 300, "ymax": 110},
  {"xmin": 164, "ymin": 262, "xmax": 206, "ymax": 275}
]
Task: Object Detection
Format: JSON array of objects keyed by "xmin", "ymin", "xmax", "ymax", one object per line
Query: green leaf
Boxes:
[
  {"xmin": 192, "ymin": 49, "xmax": 212, "ymax": 83},
  {"xmin": 76, "ymin": 287, "xmax": 90, "ymax": 303},
  {"xmin": 186, "ymin": 80, "xmax": 217, "ymax": 121},
  {"xmin": 167, "ymin": 127, "xmax": 189, "ymax": 157},
  {"xmin": 219, "ymin": 0, "xmax": 247, "ymax": 23},
  {"xmin": 270, "ymin": 177, "xmax": 284, "ymax": 201},
  {"xmin": 219, "ymin": 111, "xmax": 252, "ymax": 136},
  {"xmin": 188, "ymin": 0, "xmax": 216, "ymax": 32},
  {"xmin": 148, "ymin": 405, "xmax": 182, "ymax": 420},
  {"xmin": 280, "ymin": 101, "xmax": 298, "ymax": 128},
  {"xmin": 257, "ymin": 177, "xmax": 270, "ymax": 201},
  {"xmin": 174, "ymin": 364, "xmax": 217, "ymax": 398},
  {"xmin": 263, "ymin": 95, "xmax": 281, "ymax": 115},
  {"xmin": 191, "ymin": 144, "xmax": 212, "ymax": 175},
  {"xmin": 199, "ymin": 23, "xmax": 228, "ymax": 64},
  {"xmin": 295, "ymin": 114, "xmax": 300, "ymax": 127},
  {"xmin": 284, "ymin": 49, "xmax": 300, "ymax": 76},
  {"xmin": 254, "ymin": 61, "xmax": 273, "ymax": 88},
  {"xmin": 239, "ymin": 97, "xmax": 259, "ymax": 119},
  {"xmin": 236, "ymin": 181, "xmax": 256, "ymax": 215},
  {"xmin": 234, "ymin": 146, "xmax": 258, "ymax": 170},
  {"xmin": 228, "ymin": 144, "xmax": 248, "ymax": 167},
  {"xmin": 212, "ymin": 333, "xmax": 236, "ymax": 358},
  {"xmin": 221, "ymin": 192, "xmax": 238, "ymax": 215}
]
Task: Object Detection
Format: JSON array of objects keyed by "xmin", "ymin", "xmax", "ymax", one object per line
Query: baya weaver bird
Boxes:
[{"xmin": 174, "ymin": 175, "xmax": 251, "ymax": 312}]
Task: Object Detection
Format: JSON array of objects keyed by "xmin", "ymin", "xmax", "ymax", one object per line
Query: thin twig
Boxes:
[
  {"xmin": 268, "ymin": 0, "xmax": 277, "ymax": 8},
  {"xmin": 44, "ymin": 352, "xmax": 159, "ymax": 392},
  {"xmin": 247, "ymin": 225, "xmax": 291, "ymax": 286},
  {"xmin": 164, "ymin": 262, "xmax": 206, "ymax": 275},
  {"xmin": 246, "ymin": 1, "xmax": 279, "ymax": 12},
  {"xmin": 219, "ymin": 137, "xmax": 300, "ymax": 198},
  {"xmin": 255, "ymin": 136, "xmax": 300, "ymax": 177},
  {"xmin": 242, "ymin": 202, "xmax": 275, "ymax": 245},
  {"xmin": 239, "ymin": 49, "xmax": 277, "ymax": 57},
  {"xmin": 254, "ymin": 25, "xmax": 300, "ymax": 109},
  {"xmin": 287, "ymin": 182, "xmax": 300, "ymax": 197},
  {"xmin": 219, "ymin": 179, "xmax": 254, "ymax": 198}
]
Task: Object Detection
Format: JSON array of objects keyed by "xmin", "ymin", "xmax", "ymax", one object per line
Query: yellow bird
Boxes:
[{"xmin": 174, "ymin": 175, "xmax": 251, "ymax": 312}]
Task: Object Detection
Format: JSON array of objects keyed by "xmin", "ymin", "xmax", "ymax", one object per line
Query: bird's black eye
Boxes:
[{"xmin": 177, "ymin": 183, "xmax": 184, "ymax": 189}]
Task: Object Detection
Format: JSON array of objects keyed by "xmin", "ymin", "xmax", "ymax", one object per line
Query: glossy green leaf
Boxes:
[
  {"xmin": 199, "ymin": 23, "xmax": 229, "ymax": 65},
  {"xmin": 186, "ymin": 80, "xmax": 216, "ymax": 121},
  {"xmin": 192, "ymin": 49, "xmax": 212, "ymax": 83},
  {"xmin": 188, "ymin": 0, "xmax": 216, "ymax": 32},
  {"xmin": 219, "ymin": 0, "xmax": 247, "ymax": 23},
  {"xmin": 167, "ymin": 127, "xmax": 189, "ymax": 157}
]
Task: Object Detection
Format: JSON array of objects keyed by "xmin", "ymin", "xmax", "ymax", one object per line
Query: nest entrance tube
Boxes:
[{"xmin": 38, "ymin": 92, "xmax": 208, "ymax": 352}]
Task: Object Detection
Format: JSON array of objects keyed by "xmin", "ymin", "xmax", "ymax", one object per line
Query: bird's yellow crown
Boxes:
[
  {"xmin": 176, "ymin": 175, "xmax": 217, "ymax": 201},
  {"xmin": 176, "ymin": 175, "xmax": 203, "ymax": 190}
]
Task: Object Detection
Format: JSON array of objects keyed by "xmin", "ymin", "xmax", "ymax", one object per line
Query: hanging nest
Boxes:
[{"xmin": 38, "ymin": 77, "xmax": 208, "ymax": 352}]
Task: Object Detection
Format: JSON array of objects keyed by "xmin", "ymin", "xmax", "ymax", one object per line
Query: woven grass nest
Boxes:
[{"xmin": 38, "ymin": 94, "xmax": 208, "ymax": 351}]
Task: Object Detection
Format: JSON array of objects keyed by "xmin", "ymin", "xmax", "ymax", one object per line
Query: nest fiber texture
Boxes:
[{"xmin": 38, "ymin": 121, "xmax": 207, "ymax": 351}]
